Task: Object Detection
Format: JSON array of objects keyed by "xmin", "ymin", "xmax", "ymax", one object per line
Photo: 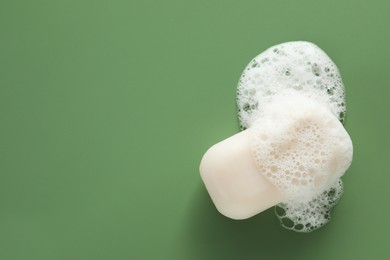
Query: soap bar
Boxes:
[
  {"xmin": 200, "ymin": 94, "xmax": 352, "ymax": 220},
  {"xmin": 199, "ymin": 41, "xmax": 353, "ymax": 232},
  {"xmin": 200, "ymin": 129, "xmax": 283, "ymax": 220}
]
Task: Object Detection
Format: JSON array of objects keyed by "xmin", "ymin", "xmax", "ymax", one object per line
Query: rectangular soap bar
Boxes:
[{"xmin": 199, "ymin": 129, "xmax": 283, "ymax": 220}]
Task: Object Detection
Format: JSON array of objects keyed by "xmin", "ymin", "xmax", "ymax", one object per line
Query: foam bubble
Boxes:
[
  {"xmin": 275, "ymin": 179, "xmax": 344, "ymax": 232},
  {"xmin": 236, "ymin": 42, "xmax": 352, "ymax": 232},
  {"xmin": 237, "ymin": 41, "xmax": 346, "ymax": 130},
  {"xmin": 250, "ymin": 94, "xmax": 352, "ymax": 203}
]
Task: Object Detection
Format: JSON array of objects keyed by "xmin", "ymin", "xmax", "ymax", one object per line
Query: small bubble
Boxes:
[
  {"xmin": 275, "ymin": 206, "xmax": 286, "ymax": 216},
  {"xmin": 281, "ymin": 217, "xmax": 294, "ymax": 228},
  {"xmin": 311, "ymin": 63, "xmax": 321, "ymax": 76},
  {"xmin": 294, "ymin": 224, "xmax": 304, "ymax": 231}
]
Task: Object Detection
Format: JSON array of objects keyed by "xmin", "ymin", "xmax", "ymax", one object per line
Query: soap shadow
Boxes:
[{"xmin": 178, "ymin": 183, "xmax": 330, "ymax": 260}]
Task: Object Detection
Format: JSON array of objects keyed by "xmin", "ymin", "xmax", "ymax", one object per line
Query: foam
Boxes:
[
  {"xmin": 237, "ymin": 41, "xmax": 346, "ymax": 130},
  {"xmin": 275, "ymin": 179, "xmax": 344, "ymax": 232},
  {"xmin": 250, "ymin": 94, "xmax": 352, "ymax": 203},
  {"xmin": 236, "ymin": 42, "xmax": 353, "ymax": 232}
]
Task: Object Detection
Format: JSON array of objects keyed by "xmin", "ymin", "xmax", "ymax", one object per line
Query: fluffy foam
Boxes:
[
  {"xmin": 236, "ymin": 42, "xmax": 352, "ymax": 232},
  {"xmin": 251, "ymin": 94, "xmax": 353, "ymax": 203},
  {"xmin": 275, "ymin": 179, "xmax": 344, "ymax": 232},
  {"xmin": 250, "ymin": 94, "xmax": 353, "ymax": 232},
  {"xmin": 237, "ymin": 41, "xmax": 346, "ymax": 130}
]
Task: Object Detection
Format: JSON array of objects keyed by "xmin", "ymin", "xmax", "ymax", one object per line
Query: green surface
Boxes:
[{"xmin": 1, "ymin": 0, "xmax": 389, "ymax": 259}]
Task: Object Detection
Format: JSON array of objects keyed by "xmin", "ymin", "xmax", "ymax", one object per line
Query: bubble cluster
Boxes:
[
  {"xmin": 250, "ymin": 95, "xmax": 352, "ymax": 204},
  {"xmin": 237, "ymin": 41, "xmax": 346, "ymax": 130},
  {"xmin": 236, "ymin": 42, "xmax": 352, "ymax": 232},
  {"xmin": 275, "ymin": 179, "xmax": 344, "ymax": 232}
]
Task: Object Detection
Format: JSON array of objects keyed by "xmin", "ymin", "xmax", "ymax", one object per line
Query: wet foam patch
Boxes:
[
  {"xmin": 251, "ymin": 94, "xmax": 353, "ymax": 203},
  {"xmin": 275, "ymin": 180, "xmax": 344, "ymax": 232},
  {"xmin": 236, "ymin": 41, "xmax": 352, "ymax": 232},
  {"xmin": 237, "ymin": 41, "xmax": 346, "ymax": 130}
]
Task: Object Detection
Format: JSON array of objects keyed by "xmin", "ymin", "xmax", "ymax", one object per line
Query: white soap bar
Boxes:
[
  {"xmin": 200, "ymin": 41, "xmax": 353, "ymax": 232},
  {"xmin": 200, "ymin": 95, "xmax": 352, "ymax": 220},
  {"xmin": 199, "ymin": 129, "xmax": 283, "ymax": 220}
]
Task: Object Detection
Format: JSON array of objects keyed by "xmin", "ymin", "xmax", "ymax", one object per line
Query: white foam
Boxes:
[
  {"xmin": 237, "ymin": 42, "xmax": 352, "ymax": 232},
  {"xmin": 237, "ymin": 41, "xmax": 346, "ymax": 130},
  {"xmin": 251, "ymin": 94, "xmax": 352, "ymax": 203},
  {"xmin": 275, "ymin": 179, "xmax": 344, "ymax": 232}
]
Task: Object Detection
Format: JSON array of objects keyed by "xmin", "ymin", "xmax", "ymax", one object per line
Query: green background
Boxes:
[{"xmin": 1, "ymin": 0, "xmax": 389, "ymax": 259}]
